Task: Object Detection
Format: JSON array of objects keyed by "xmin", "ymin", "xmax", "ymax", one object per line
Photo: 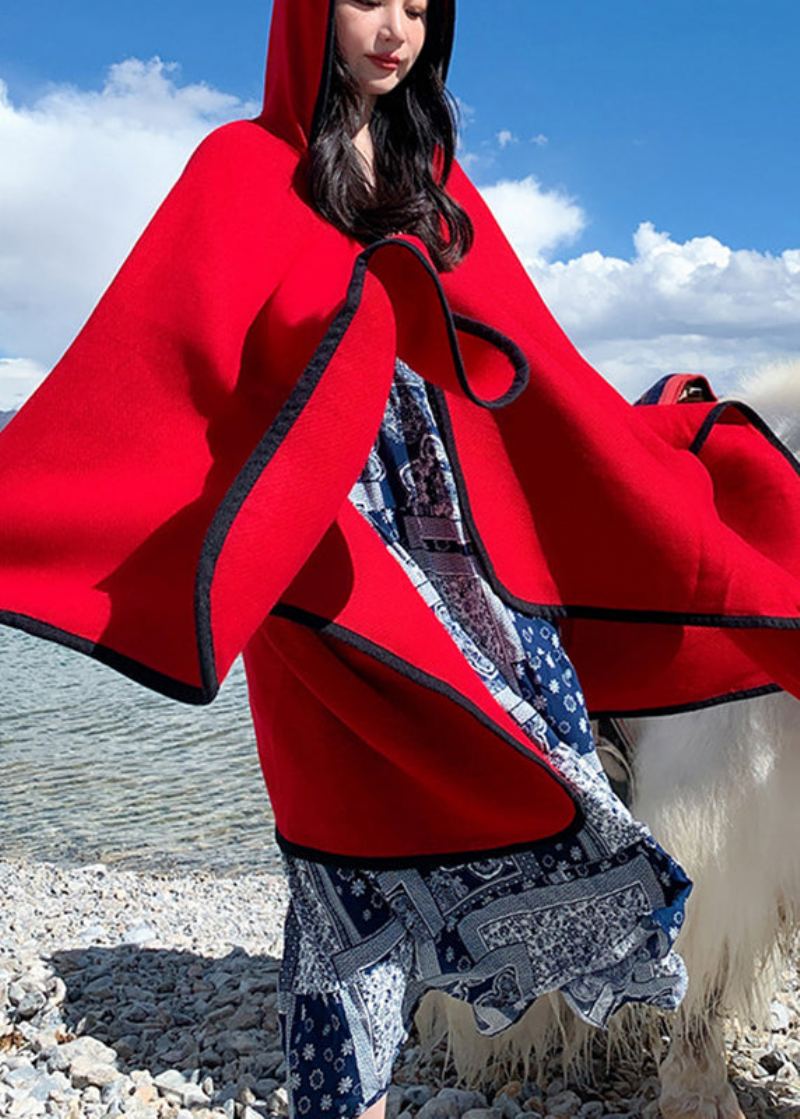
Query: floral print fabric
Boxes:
[{"xmin": 275, "ymin": 357, "xmax": 692, "ymax": 1118}]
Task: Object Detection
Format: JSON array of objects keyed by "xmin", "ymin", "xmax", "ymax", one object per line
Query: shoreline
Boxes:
[
  {"xmin": 2, "ymin": 858, "xmax": 800, "ymax": 1119},
  {"xmin": 0, "ymin": 857, "xmax": 289, "ymax": 961}
]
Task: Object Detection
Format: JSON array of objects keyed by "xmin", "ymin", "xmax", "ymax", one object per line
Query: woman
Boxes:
[
  {"xmin": 269, "ymin": 3, "xmax": 690, "ymax": 1118},
  {"xmin": 2, "ymin": 2, "xmax": 799, "ymax": 1118}
]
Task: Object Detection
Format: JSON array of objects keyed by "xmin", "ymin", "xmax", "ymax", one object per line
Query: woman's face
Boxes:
[{"xmin": 334, "ymin": 0, "xmax": 429, "ymax": 99}]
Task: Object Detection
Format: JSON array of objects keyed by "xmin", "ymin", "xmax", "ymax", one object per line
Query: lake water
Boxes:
[{"xmin": 0, "ymin": 627, "xmax": 282, "ymax": 877}]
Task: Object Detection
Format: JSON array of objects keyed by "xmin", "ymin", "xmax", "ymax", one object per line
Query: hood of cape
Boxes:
[{"xmin": 257, "ymin": 0, "xmax": 455, "ymax": 153}]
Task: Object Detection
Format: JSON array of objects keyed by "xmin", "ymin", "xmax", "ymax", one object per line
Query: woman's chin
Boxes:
[{"xmin": 359, "ymin": 72, "xmax": 401, "ymax": 94}]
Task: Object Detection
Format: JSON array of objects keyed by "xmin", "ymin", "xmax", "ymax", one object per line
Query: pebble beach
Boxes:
[{"xmin": 2, "ymin": 858, "xmax": 800, "ymax": 1119}]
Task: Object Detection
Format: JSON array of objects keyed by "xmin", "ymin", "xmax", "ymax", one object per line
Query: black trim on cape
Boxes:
[
  {"xmin": 0, "ymin": 609, "xmax": 203, "ymax": 705},
  {"xmin": 272, "ymin": 821, "xmax": 592, "ymax": 871},
  {"xmin": 588, "ymin": 682, "xmax": 785, "ymax": 721},
  {"xmin": 689, "ymin": 398, "xmax": 800, "ymax": 473}
]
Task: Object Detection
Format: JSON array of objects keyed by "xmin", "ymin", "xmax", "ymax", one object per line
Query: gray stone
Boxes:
[
  {"xmin": 7, "ymin": 1096, "xmax": 45, "ymax": 1118},
  {"xmin": 416, "ymin": 1097, "xmax": 461, "ymax": 1119},
  {"xmin": 26, "ymin": 1073, "xmax": 71, "ymax": 1103},
  {"xmin": 7, "ymin": 981, "xmax": 28, "ymax": 1005},
  {"xmin": 26, "ymin": 1028, "xmax": 61, "ymax": 1055},
  {"xmin": 253, "ymin": 1077, "xmax": 277, "ymax": 1098},
  {"xmin": 59, "ymin": 1036, "xmax": 118, "ymax": 1066},
  {"xmin": 39, "ymin": 1046, "xmax": 71, "ymax": 1073},
  {"xmin": 46, "ymin": 975, "xmax": 67, "ymax": 1011},
  {"xmin": 546, "ymin": 1090, "xmax": 583, "ymax": 1117},
  {"xmin": 82, "ymin": 974, "xmax": 115, "ymax": 997},
  {"xmin": 758, "ymin": 1047, "xmax": 787, "ymax": 1074},
  {"xmin": 227, "ymin": 1003, "xmax": 262, "ymax": 1030},
  {"xmin": 155, "ymin": 1039, "xmax": 197, "ymax": 1066},
  {"xmin": 403, "ymin": 1084, "xmax": 435, "ymax": 1106},
  {"xmin": 120, "ymin": 1102, "xmax": 159, "ymax": 1119},
  {"xmin": 268, "ymin": 1085, "xmax": 289, "ymax": 1115},
  {"xmin": 544, "ymin": 1080, "xmax": 565, "ymax": 1097},
  {"xmin": 179, "ymin": 1083, "xmax": 209, "ymax": 1110},
  {"xmin": 101, "ymin": 1080, "xmax": 134, "ymax": 1106},
  {"xmin": 218, "ymin": 1028, "xmax": 264, "ymax": 1056},
  {"xmin": 15, "ymin": 990, "xmax": 47, "ymax": 1019},
  {"xmin": 494, "ymin": 1092, "xmax": 523, "ymax": 1118},
  {"xmin": 438, "ymin": 1088, "xmax": 489, "ymax": 1111},
  {"xmin": 122, "ymin": 924, "xmax": 158, "ymax": 946},
  {"xmin": 386, "ymin": 1084, "xmax": 407, "ymax": 1119},
  {"xmin": 577, "ymin": 1104, "xmax": 604, "ymax": 1119},
  {"xmin": 4, "ymin": 1068, "xmax": 40, "ymax": 1091},
  {"xmin": 769, "ymin": 999, "xmax": 793, "ymax": 1031},
  {"xmin": 78, "ymin": 924, "xmax": 108, "ymax": 942},
  {"xmin": 69, "ymin": 1057, "xmax": 121, "ymax": 1090},
  {"xmin": 154, "ymin": 1065, "xmax": 189, "ymax": 1094},
  {"xmin": 121, "ymin": 1003, "xmax": 154, "ymax": 1023},
  {"xmin": 128, "ymin": 1065, "xmax": 154, "ymax": 1083},
  {"xmin": 110, "ymin": 1035, "xmax": 141, "ymax": 1062},
  {"xmin": 2, "ymin": 1057, "xmax": 30, "ymax": 1072}
]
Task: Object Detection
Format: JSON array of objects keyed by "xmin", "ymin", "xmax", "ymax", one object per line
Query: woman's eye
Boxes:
[{"xmin": 355, "ymin": 1, "xmax": 426, "ymax": 13}]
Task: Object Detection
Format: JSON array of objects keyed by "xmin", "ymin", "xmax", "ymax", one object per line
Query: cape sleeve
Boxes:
[
  {"xmin": 439, "ymin": 158, "xmax": 800, "ymax": 705},
  {"xmin": 0, "ymin": 120, "xmax": 396, "ymax": 705}
]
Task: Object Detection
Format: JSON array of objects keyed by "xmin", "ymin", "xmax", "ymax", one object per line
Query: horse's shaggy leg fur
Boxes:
[{"xmin": 410, "ymin": 691, "xmax": 800, "ymax": 1115}]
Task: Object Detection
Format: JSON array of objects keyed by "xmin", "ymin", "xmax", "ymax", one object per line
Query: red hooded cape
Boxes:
[{"xmin": 1, "ymin": 0, "xmax": 799, "ymax": 866}]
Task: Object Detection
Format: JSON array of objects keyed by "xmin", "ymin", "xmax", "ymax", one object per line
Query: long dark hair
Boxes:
[{"xmin": 307, "ymin": 1, "xmax": 474, "ymax": 272}]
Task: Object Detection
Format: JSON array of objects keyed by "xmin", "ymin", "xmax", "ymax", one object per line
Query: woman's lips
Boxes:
[{"xmin": 367, "ymin": 54, "xmax": 401, "ymax": 70}]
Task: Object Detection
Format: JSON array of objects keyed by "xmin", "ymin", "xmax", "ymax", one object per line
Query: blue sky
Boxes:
[
  {"xmin": 2, "ymin": 0, "xmax": 797, "ymax": 259},
  {"xmin": 1, "ymin": 1, "xmax": 799, "ymax": 408}
]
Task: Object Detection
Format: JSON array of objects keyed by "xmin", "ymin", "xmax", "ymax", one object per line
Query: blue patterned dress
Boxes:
[{"xmin": 276, "ymin": 357, "xmax": 692, "ymax": 1119}]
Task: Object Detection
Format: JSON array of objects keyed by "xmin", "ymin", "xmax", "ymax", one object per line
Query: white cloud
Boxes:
[
  {"xmin": 0, "ymin": 358, "xmax": 46, "ymax": 410},
  {"xmin": 496, "ymin": 129, "xmax": 517, "ymax": 149},
  {"xmin": 453, "ymin": 94, "xmax": 476, "ymax": 133},
  {"xmin": 530, "ymin": 133, "xmax": 548, "ymax": 147},
  {"xmin": 525, "ymin": 221, "xmax": 800, "ymax": 398},
  {"xmin": 478, "ymin": 175, "xmax": 587, "ymax": 267},
  {"xmin": 470, "ymin": 169, "xmax": 799, "ymax": 399},
  {"xmin": 0, "ymin": 58, "xmax": 258, "ymax": 407}
]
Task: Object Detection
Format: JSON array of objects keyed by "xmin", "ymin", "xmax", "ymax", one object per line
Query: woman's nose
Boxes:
[{"xmin": 378, "ymin": 9, "xmax": 404, "ymax": 42}]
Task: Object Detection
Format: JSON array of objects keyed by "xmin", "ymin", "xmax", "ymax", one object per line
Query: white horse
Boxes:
[{"xmin": 411, "ymin": 359, "xmax": 800, "ymax": 1119}]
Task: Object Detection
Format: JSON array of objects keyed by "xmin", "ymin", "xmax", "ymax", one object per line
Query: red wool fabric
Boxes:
[{"xmin": 1, "ymin": 0, "xmax": 798, "ymax": 864}]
